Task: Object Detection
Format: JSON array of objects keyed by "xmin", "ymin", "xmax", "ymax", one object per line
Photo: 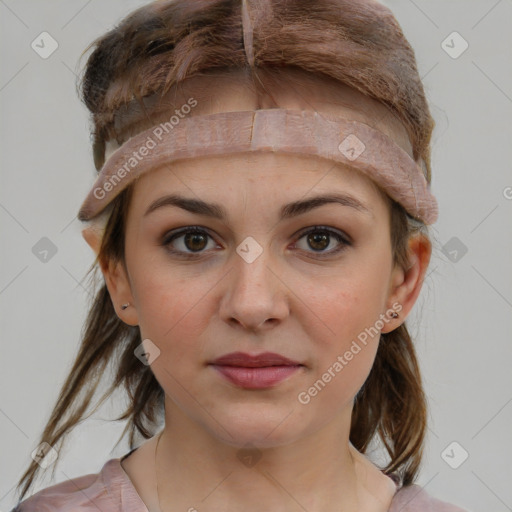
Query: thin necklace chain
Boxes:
[{"xmin": 155, "ymin": 431, "xmax": 164, "ymax": 512}]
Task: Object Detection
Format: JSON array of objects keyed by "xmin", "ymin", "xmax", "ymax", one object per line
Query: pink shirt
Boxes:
[{"xmin": 12, "ymin": 452, "xmax": 469, "ymax": 511}]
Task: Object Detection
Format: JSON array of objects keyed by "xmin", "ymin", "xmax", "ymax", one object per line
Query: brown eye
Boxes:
[
  {"xmin": 307, "ymin": 232, "xmax": 330, "ymax": 251},
  {"xmin": 183, "ymin": 231, "xmax": 208, "ymax": 252},
  {"xmin": 162, "ymin": 227, "xmax": 217, "ymax": 256},
  {"xmin": 295, "ymin": 227, "xmax": 351, "ymax": 257}
]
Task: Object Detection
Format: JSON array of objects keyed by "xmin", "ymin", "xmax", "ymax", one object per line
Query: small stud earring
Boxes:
[
  {"xmin": 390, "ymin": 312, "xmax": 399, "ymax": 319},
  {"xmin": 121, "ymin": 303, "xmax": 130, "ymax": 310}
]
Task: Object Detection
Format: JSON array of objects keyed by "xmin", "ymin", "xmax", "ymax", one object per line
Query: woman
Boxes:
[{"xmin": 11, "ymin": 0, "xmax": 468, "ymax": 510}]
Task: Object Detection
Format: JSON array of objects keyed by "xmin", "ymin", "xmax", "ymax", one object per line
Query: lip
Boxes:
[{"xmin": 209, "ymin": 352, "xmax": 303, "ymax": 389}]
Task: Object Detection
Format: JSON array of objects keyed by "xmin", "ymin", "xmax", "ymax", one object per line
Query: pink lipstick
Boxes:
[{"xmin": 210, "ymin": 352, "xmax": 303, "ymax": 389}]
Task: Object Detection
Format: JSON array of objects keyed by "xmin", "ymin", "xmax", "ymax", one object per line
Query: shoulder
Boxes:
[
  {"xmin": 389, "ymin": 484, "xmax": 470, "ymax": 512},
  {"xmin": 9, "ymin": 458, "xmax": 145, "ymax": 512}
]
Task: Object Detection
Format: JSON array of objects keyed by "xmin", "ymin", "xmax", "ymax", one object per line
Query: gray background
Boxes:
[{"xmin": 1, "ymin": 1, "xmax": 511, "ymax": 511}]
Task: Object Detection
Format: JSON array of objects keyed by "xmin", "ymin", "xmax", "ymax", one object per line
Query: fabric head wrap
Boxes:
[
  {"xmin": 78, "ymin": 0, "xmax": 437, "ymax": 236},
  {"xmin": 78, "ymin": 108, "xmax": 438, "ymax": 229}
]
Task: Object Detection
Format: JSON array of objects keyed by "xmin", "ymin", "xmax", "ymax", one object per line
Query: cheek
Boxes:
[
  {"xmin": 294, "ymin": 262, "xmax": 390, "ymax": 404},
  {"xmin": 297, "ymin": 285, "xmax": 384, "ymax": 411},
  {"xmin": 302, "ymin": 264, "xmax": 390, "ymax": 350},
  {"xmin": 131, "ymin": 267, "xmax": 217, "ymax": 358}
]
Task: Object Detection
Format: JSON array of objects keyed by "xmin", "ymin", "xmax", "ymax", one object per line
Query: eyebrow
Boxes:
[{"xmin": 144, "ymin": 192, "xmax": 372, "ymax": 220}]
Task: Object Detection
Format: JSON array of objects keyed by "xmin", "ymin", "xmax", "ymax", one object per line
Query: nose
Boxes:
[{"xmin": 218, "ymin": 239, "xmax": 290, "ymax": 333}]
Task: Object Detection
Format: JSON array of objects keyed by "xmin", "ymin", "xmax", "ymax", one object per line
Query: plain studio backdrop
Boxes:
[{"xmin": 1, "ymin": 1, "xmax": 511, "ymax": 511}]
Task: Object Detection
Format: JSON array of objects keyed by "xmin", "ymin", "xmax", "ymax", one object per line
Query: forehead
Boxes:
[
  {"xmin": 108, "ymin": 67, "xmax": 412, "ymax": 159},
  {"xmin": 127, "ymin": 151, "xmax": 390, "ymax": 225}
]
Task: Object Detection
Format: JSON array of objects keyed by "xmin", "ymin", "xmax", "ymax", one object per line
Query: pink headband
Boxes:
[{"xmin": 77, "ymin": 108, "xmax": 438, "ymax": 225}]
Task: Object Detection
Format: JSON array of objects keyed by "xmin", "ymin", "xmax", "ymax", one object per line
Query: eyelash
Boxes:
[{"xmin": 160, "ymin": 225, "xmax": 351, "ymax": 260}]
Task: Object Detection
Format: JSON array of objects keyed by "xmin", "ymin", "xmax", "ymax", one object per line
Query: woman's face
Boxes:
[{"xmin": 102, "ymin": 72, "xmax": 418, "ymax": 448}]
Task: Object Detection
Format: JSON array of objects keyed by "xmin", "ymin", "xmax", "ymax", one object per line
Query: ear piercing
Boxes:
[
  {"xmin": 121, "ymin": 303, "xmax": 130, "ymax": 310},
  {"xmin": 390, "ymin": 312, "xmax": 399, "ymax": 319}
]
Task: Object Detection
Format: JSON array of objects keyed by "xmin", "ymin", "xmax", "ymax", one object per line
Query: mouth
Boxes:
[{"xmin": 209, "ymin": 352, "xmax": 304, "ymax": 389}]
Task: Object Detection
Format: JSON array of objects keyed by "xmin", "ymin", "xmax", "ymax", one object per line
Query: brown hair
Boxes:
[{"xmin": 14, "ymin": 0, "xmax": 434, "ymax": 503}]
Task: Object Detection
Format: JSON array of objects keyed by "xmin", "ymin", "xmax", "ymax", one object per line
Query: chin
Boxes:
[{"xmin": 202, "ymin": 405, "xmax": 311, "ymax": 450}]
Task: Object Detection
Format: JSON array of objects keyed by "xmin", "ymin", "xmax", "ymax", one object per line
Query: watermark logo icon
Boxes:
[
  {"xmin": 338, "ymin": 134, "xmax": 366, "ymax": 161},
  {"xmin": 236, "ymin": 236, "xmax": 263, "ymax": 264},
  {"xmin": 32, "ymin": 237, "xmax": 58, "ymax": 263},
  {"xmin": 441, "ymin": 31, "xmax": 468, "ymax": 59},
  {"xmin": 237, "ymin": 444, "xmax": 262, "ymax": 467},
  {"xmin": 441, "ymin": 441, "xmax": 469, "ymax": 469},
  {"xmin": 441, "ymin": 236, "xmax": 468, "ymax": 263},
  {"xmin": 31, "ymin": 32, "xmax": 59, "ymax": 59},
  {"xmin": 31, "ymin": 442, "xmax": 58, "ymax": 469},
  {"xmin": 134, "ymin": 339, "xmax": 161, "ymax": 365}
]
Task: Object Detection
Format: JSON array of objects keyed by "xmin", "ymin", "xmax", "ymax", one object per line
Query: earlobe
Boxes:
[
  {"xmin": 104, "ymin": 259, "xmax": 140, "ymax": 327},
  {"xmin": 381, "ymin": 233, "xmax": 432, "ymax": 333}
]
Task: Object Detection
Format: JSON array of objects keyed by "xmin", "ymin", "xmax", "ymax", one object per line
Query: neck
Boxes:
[{"xmin": 153, "ymin": 398, "xmax": 392, "ymax": 512}]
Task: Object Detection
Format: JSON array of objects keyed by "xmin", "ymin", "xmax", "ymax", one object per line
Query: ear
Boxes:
[
  {"xmin": 81, "ymin": 226, "xmax": 139, "ymax": 326},
  {"xmin": 82, "ymin": 225, "xmax": 102, "ymax": 256},
  {"xmin": 381, "ymin": 233, "xmax": 432, "ymax": 333}
]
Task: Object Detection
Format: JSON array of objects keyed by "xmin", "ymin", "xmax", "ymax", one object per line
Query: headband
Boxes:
[{"xmin": 77, "ymin": 108, "xmax": 438, "ymax": 225}]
